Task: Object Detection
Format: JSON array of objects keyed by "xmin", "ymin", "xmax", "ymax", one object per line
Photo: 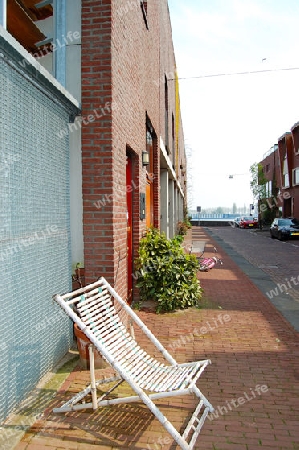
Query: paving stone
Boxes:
[{"xmin": 6, "ymin": 227, "xmax": 299, "ymax": 450}]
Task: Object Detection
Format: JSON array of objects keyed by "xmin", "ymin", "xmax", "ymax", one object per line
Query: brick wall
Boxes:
[
  {"xmin": 279, "ymin": 132, "xmax": 299, "ymax": 218},
  {"xmin": 81, "ymin": 0, "xmax": 185, "ymax": 299},
  {"xmin": 81, "ymin": 0, "xmax": 114, "ymax": 285},
  {"xmin": 291, "ymin": 124, "xmax": 299, "ymax": 218}
]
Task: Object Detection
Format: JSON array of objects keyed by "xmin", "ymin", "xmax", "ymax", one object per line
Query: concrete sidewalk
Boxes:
[{"xmin": 4, "ymin": 227, "xmax": 299, "ymax": 449}]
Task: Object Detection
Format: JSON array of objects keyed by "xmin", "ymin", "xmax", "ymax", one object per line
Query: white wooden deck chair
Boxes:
[{"xmin": 53, "ymin": 277, "xmax": 213, "ymax": 450}]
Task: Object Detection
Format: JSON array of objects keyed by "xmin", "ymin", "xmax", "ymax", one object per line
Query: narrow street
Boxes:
[{"xmin": 204, "ymin": 226, "xmax": 299, "ymax": 332}]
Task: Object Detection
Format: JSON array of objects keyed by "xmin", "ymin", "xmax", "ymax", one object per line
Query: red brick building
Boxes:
[
  {"xmin": 288, "ymin": 122, "xmax": 299, "ymax": 217},
  {"xmin": 81, "ymin": 0, "xmax": 187, "ymax": 300},
  {"xmin": 259, "ymin": 122, "xmax": 299, "ymax": 219}
]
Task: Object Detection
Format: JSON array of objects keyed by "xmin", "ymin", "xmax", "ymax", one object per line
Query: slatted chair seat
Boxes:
[{"xmin": 53, "ymin": 277, "xmax": 214, "ymax": 450}]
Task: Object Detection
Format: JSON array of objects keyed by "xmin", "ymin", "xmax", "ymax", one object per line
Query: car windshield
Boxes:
[
  {"xmin": 242, "ymin": 217, "xmax": 252, "ymax": 221},
  {"xmin": 278, "ymin": 218, "xmax": 299, "ymax": 226}
]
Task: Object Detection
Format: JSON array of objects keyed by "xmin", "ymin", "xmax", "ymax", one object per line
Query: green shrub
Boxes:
[
  {"xmin": 135, "ymin": 228, "xmax": 203, "ymax": 313},
  {"xmin": 176, "ymin": 217, "xmax": 192, "ymax": 235}
]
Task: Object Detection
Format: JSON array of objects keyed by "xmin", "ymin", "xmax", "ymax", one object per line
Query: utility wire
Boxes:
[{"xmin": 169, "ymin": 66, "xmax": 299, "ymax": 81}]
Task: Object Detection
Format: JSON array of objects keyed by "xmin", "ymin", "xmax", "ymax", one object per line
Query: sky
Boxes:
[{"xmin": 167, "ymin": 0, "xmax": 299, "ymax": 212}]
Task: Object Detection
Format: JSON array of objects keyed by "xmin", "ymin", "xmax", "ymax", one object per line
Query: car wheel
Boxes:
[
  {"xmin": 278, "ymin": 232, "xmax": 283, "ymax": 241},
  {"xmin": 270, "ymin": 233, "xmax": 275, "ymax": 239}
]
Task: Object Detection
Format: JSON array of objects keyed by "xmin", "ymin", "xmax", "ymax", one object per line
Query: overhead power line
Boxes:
[{"xmin": 169, "ymin": 66, "xmax": 299, "ymax": 81}]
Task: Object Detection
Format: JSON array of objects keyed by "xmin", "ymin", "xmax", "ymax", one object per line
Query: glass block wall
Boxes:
[{"xmin": 0, "ymin": 56, "xmax": 73, "ymax": 423}]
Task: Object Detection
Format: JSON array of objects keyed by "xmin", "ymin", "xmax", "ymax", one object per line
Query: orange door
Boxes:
[
  {"xmin": 146, "ymin": 181, "xmax": 151, "ymax": 228},
  {"xmin": 126, "ymin": 155, "xmax": 133, "ymax": 303},
  {"xmin": 146, "ymin": 178, "xmax": 154, "ymax": 228}
]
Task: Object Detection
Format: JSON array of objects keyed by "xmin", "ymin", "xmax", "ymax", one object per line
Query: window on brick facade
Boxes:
[
  {"xmin": 145, "ymin": 118, "xmax": 156, "ymax": 227},
  {"xmin": 172, "ymin": 113, "xmax": 175, "ymax": 167},
  {"xmin": 293, "ymin": 167, "xmax": 299, "ymax": 185},
  {"xmin": 164, "ymin": 76, "xmax": 169, "ymax": 153},
  {"xmin": 146, "ymin": 126, "xmax": 154, "ymax": 175},
  {"xmin": 282, "ymin": 156, "xmax": 290, "ymax": 188},
  {"xmin": 265, "ymin": 180, "xmax": 272, "ymax": 197}
]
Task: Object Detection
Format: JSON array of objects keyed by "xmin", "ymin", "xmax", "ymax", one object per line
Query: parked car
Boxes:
[
  {"xmin": 239, "ymin": 216, "xmax": 258, "ymax": 229},
  {"xmin": 233, "ymin": 217, "xmax": 241, "ymax": 227},
  {"xmin": 270, "ymin": 217, "xmax": 299, "ymax": 240}
]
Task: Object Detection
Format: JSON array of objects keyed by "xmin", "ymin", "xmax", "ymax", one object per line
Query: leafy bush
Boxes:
[
  {"xmin": 135, "ymin": 228, "xmax": 202, "ymax": 313},
  {"xmin": 176, "ymin": 217, "xmax": 192, "ymax": 235}
]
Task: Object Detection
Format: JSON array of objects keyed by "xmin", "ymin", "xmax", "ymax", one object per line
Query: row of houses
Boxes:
[
  {"xmin": 0, "ymin": 0, "xmax": 187, "ymax": 423},
  {"xmin": 259, "ymin": 121, "xmax": 299, "ymax": 220}
]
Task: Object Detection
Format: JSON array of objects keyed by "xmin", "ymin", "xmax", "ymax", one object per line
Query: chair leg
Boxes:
[
  {"xmin": 89, "ymin": 344, "xmax": 98, "ymax": 410},
  {"xmin": 53, "ymin": 373, "xmax": 122, "ymax": 413}
]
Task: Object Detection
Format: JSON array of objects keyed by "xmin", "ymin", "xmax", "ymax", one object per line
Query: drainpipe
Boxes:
[
  {"xmin": 54, "ymin": 0, "xmax": 66, "ymax": 87},
  {"xmin": 0, "ymin": 0, "xmax": 7, "ymax": 29}
]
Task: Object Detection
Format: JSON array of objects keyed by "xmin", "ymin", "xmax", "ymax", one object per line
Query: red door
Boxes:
[{"xmin": 126, "ymin": 154, "xmax": 133, "ymax": 303}]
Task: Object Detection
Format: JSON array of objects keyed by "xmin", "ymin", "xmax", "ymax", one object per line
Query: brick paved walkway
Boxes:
[{"xmin": 7, "ymin": 227, "xmax": 299, "ymax": 449}]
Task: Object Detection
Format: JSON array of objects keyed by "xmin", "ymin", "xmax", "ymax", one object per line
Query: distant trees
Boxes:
[
  {"xmin": 250, "ymin": 161, "xmax": 279, "ymax": 225},
  {"xmin": 250, "ymin": 162, "xmax": 266, "ymax": 201}
]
